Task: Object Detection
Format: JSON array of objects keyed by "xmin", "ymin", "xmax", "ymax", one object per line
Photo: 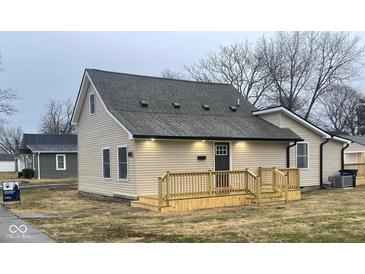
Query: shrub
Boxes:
[
  {"xmin": 18, "ymin": 171, "xmax": 23, "ymax": 178},
  {"xmin": 22, "ymin": 168, "xmax": 34, "ymax": 179}
]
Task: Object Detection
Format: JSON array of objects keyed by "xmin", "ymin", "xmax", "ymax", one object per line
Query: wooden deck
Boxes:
[{"xmin": 132, "ymin": 168, "xmax": 301, "ymax": 212}]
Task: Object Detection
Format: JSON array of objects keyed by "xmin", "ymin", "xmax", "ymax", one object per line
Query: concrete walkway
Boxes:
[{"xmin": 0, "ymin": 205, "xmax": 55, "ymax": 243}]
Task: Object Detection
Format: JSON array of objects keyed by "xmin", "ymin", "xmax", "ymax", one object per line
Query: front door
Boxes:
[{"xmin": 215, "ymin": 142, "xmax": 230, "ymax": 187}]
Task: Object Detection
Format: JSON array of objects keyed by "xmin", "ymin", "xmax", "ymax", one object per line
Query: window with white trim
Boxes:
[
  {"xmin": 56, "ymin": 154, "xmax": 66, "ymax": 171},
  {"xmin": 102, "ymin": 148, "xmax": 111, "ymax": 179},
  {"xmin": 215, "ymin": 144, "xmax": 228, "ymax": 155},
  {"xmin": 296, "ymin": 142, "xmax": 308, "ymax": 168},
  {"xmin": 89, "ymin": 93, "xmax": 95, "ymax": 114},
  {"xmin": 118, "ymin": 146, "xmax": 128, "ymax": 180}
]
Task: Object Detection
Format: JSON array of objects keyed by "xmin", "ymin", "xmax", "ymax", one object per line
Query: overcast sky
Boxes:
[{"xmin": 0, "ymin": 31, "xmax": 364, "ymax": 133}]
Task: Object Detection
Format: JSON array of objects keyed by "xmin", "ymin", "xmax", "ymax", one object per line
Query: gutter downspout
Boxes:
[
  {"xmin": 37, "ymin": 152, "xmax": 41, "ymax": 180},
  {"xmin": 320, "ymin": 138, "xmax": 330, "ymax": 189},
  {"xmin": 286, "ymin": 141, "xmax": 297, "ymax": 168},
  {"xmin": 341, "ymin": 143, "xmax": 350, "ymax": 170}
]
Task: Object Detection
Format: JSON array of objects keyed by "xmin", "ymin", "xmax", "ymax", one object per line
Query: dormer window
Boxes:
[
  {"xmin": 139, "ymin": 100, "xmax": 149, "ymax": 107},
  {"xmin": 230, "ymin": 105, "xmax": 238, "ymax": 111},
  {"xmin": 89, "ymin": 93, "xmax": 95, "ymax": 114},
  {"xmin": 172, "ymin": 102, "xmax": 180, "ymax": 109},
  {"xmin": 202, "ymin": 104, "xmax": 210, "ymax": 110}
]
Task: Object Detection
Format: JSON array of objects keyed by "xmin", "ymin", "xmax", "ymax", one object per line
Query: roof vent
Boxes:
[
  {"xmin": 230, "ymin": 105, "xmax": 238, "ymax": 112},
  {"xmin": 139, "ymin": 100, "xmax": 149, "ymax": 107},
  {"xmin": 172, "ymin": 102, "xmax": 180, "ymax": 109},
  {"xmin": 202, "ymin": 104, "xmax": 210, "ymax": 110}
]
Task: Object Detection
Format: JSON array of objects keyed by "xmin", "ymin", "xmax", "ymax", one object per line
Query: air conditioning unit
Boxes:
[{"xmin": 328, "ymin": 176, "xmax": 354, "ymax": 188}]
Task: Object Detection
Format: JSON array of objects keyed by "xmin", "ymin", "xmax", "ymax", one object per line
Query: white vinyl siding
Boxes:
[
  {"xmin": 323, "ymin": 139, "xmax": 343, "ymax": 184},
  {"xmin": 78, "ymin": 83, "xmax": 136, "ymax": 197},
  {"xmin": 346, "ymin": 142, "xmax": 365, "ymax": 153},
  {"xmin": 0, "ymin": 161, "xmax": 15, "ymax": 172},
  {"xmin": 135, "ymin": 140, "xmax": 214, "ymax": 195},
  {"xmin": 135, "ymin": 139, "xmax": 288, "ymax": 196},
  {"xmin": 232, "ymin": 141, "xmax": 288, "ymax": 175},
  {"xmin": 344, "ymin": 152, "xmax": 362, "ymax": 164},
  {"xmin": 259, "ymin": 112, "xmax": 346, "ymax": 187},
  {"xmin": 56, "ymin": 154, "xmax": 66, "ymax": 170}
]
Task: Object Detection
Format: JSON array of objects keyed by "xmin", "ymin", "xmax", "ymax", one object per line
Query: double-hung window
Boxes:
[
  {"xmin": 56, "ymin": 154, "xmax": 66, "ymax": 171},
  {"xmin": 118, "ymin": 146, "xmax": 128, "ymax": 180},
  {"xmin": 296, "ymin": 142, "xmax": 309, "ymax": 168},
  {"xmin": 102, "ymin": 148, "xmax": 111, "ymax": 179}
]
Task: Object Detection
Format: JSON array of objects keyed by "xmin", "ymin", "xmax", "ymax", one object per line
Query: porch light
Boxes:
[
  {"xmin": 202, "ymin": 140, "xmax": 206, "ymax": 142},
  {"xmin": 150, "ymin": 138, "xmax": 155, "ymax": 141}
]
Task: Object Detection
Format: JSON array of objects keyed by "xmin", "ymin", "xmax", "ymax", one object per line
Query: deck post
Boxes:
[
  {"xmin": 244, "ymin": 169, "xmax": 248, "ymax": 192},
  {"xmin": 158, "ymin": 177, "xmax": 163, "ymax": 208},
  {"xmin": 208, "ymin": 170, "xmax": 213, "ymax": 195},
  {"xmin": 258, "ymin": 167, "xmax": 262, "ymax": 186},
  {"xmin": 166, "ymin": 171, "xmax": 170, "ymax": 206},
  {"xmin": 272, "ymin": 167, "xmax": 276, "ymax": 191},
  {"xmin": 256, "ymin": 176, "xmax": 261, "ymax": 205},
  {"xmin": 284, "ymin": 175, "xmax": 289, "ymax": 202}
]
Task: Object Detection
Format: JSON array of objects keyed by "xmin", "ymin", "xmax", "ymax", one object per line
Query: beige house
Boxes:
[{"xmin": 71, "ymin": 69, "xmax": 351, "ymax": 211}]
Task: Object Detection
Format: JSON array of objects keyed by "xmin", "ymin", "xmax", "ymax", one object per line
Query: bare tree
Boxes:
[
  {"xmin": 259, "ymin": 32, "xmax": 365, "ymax": 117},
  {"xmin": 317, "ymin": 85, "xmax": 363, "ymax": 134},
  {"xmin": 357, "ymin": 99, "xmax": 365, "ymax": 135},
  {"xmin": 0, "ymin": 126, "xmax": 23, "ymax": 170},
  {"xmin": 259, "ymin": 32, "xmax": 316, "ymax": 112},
  {"xmin": 181, "ymin": 32, "xmax": 364, "ymax": 117},
  {"xmin": 185, "ymin": 42, "xmax": 272, "ymax": 106},
  {"xmin": 0, "ymin": 126, "xmax": 22, "ymax": 155},
  {"xmin": 0, "ymin": 53, "xmax": 18, "ymax": 121},
  {"xmin": 305, "ymin": 32, "xmax": 365, "ymax": 119},
  {"xmin": 39, "ymin": 98, "xmax": 75, "ymax": 135},
  {"xmin": 160, "ymin": 69, "xmax": 188, "ymax": 80}
]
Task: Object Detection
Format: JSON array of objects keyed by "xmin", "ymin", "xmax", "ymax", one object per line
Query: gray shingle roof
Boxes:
[
  {"xmin": 340, "ymin": 135, "xmax": 365, "ymax": 146},
  {"xmin": 21, "ymin": 134, "xmax": 77, "ymax": 153},
  {"xmin": 0, "ymin": 154, "xmax": 14, "ymax": 161},
  {"xmin": 86, "ymin": 69, "xmax": 301, "ymax": 141}
]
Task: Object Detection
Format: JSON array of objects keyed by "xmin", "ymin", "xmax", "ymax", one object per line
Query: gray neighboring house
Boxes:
[{"xmin": 19, "ymin": 134, "xmax": 78, "ymax": 179}]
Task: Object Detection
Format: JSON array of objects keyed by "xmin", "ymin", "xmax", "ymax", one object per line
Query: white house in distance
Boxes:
[
  {"xmin": 71, "ymin": 68, "xmax": 352, "ymax": 211},
  {"xmin": 340, "ymin": 135, "xmax": 365, "ymax": 164},
  {"xmin": 0, "ymin": 144, "xmax": 15, "ymax": 172}
]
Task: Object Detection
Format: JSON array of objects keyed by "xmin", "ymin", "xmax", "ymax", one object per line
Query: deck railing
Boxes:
[
  {"xmin": 157, "ymin": 167, "xmax": 300, "ymax": 208},
  {"xmin": 273, "ymin": 169, "xmax": 288, "ymax": 201},
  {"xmin": 344, "ymin": 163, "xmax": 365, "ymax": 177},
  {"xmin": 158, "ymin": 170, "xmax": 261, "ymax": 208},
  {"xmin": 259, "ymin": 167, "xmax": 300, "ymax": 191}
]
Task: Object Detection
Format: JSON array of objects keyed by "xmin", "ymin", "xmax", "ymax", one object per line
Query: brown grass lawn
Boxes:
[
  {"xmin": 0, "ymin": 172, "xmax": 18, "ymax": 180},
  {"xmin": 0, "ymin": 174, "xmax": 78, "ymax": 185},
  {"xmin": 6, "ymin": 187, "xmax": 365, "ymax": 243},
  {"xmin": 22, "ymin": 177, "xmax": 78, "ymax": 185}
]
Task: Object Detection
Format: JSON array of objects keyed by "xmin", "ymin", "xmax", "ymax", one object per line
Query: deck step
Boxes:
[
  {"xmin": 252, "ymin": 191, "xmax": 286, "ymax": 205},
  {"xmin": 260, "ymin": 193, "xmax": 283, "ymax": 199},
  {"xmin": 255, "ymin": 199, "xmax": 286, "ymax": 206}
]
